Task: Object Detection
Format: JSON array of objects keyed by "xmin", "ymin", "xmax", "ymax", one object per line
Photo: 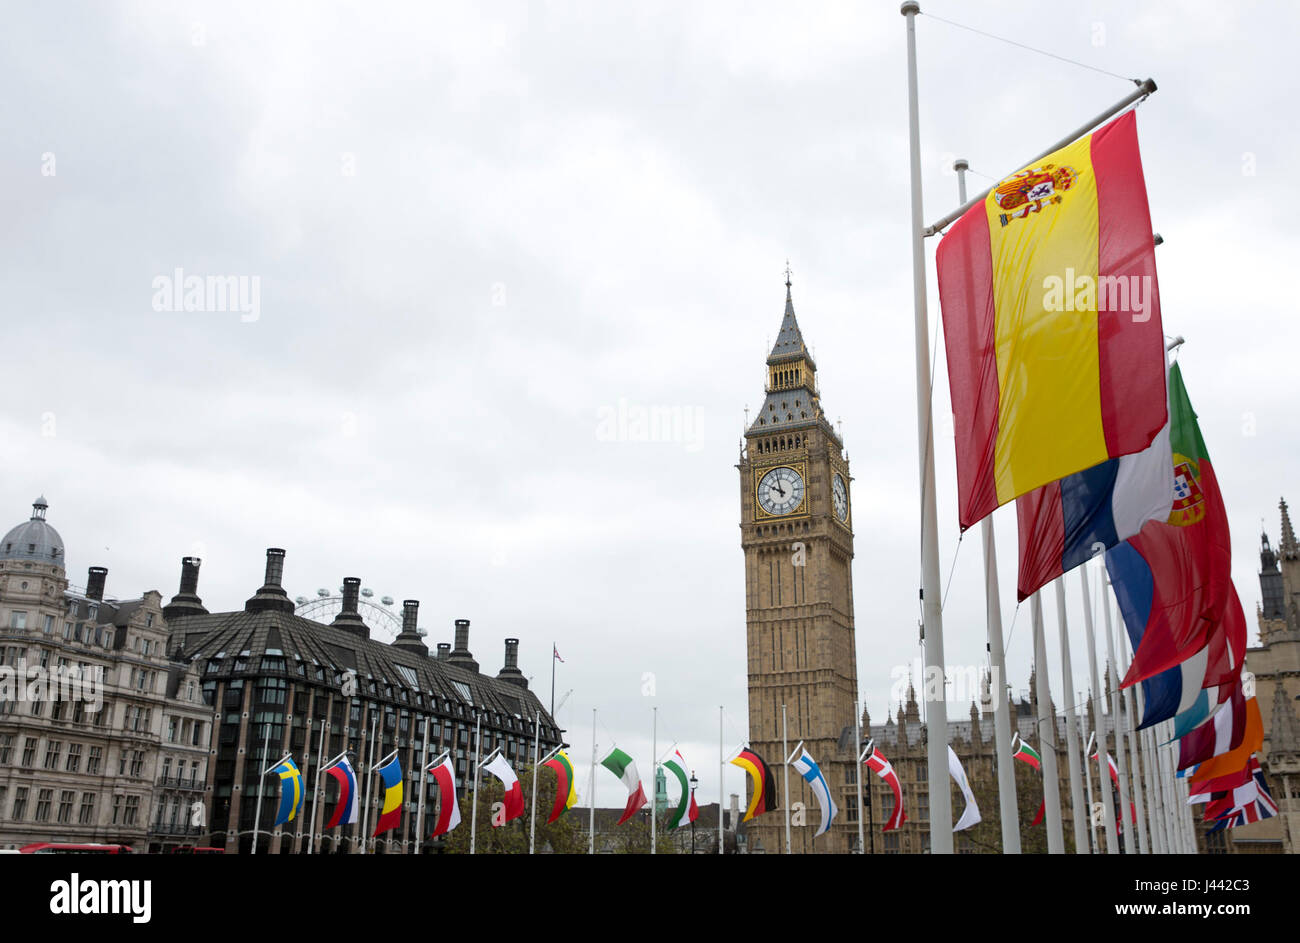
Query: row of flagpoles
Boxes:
[{"xmin": 901, "ymin": 3, "xmax": 1275, "ymax": 852}]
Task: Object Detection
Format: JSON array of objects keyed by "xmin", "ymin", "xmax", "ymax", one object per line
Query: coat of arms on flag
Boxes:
[{"xmin": 1169, "ymin": 456, "xmax": 1206, "ymax": 525}]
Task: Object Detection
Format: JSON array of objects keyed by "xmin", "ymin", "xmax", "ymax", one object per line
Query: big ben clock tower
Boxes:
[{"xmin": 738, "ymin": 273, "xmax": 859, "ymax": 854}]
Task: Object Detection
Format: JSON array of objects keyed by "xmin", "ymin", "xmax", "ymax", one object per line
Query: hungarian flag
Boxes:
[
  {"xmin": 543, "ymin": 750, "xmax": 578, "ymax": 825},
  {"xmin": 730, "ymin": 747, "xmax": 778, "ymax": 822},
  {"xmin": 600, "ymin": 748, "xmax": 648, "ymax": 825},
  {"xmin": 427, "ymin": 755, "xmax": 461, "ymax": 838},
  {"xmin": 484, "ymin": 754, "xmax": 525, "ymax": 825},
  {"xmin": 662, "ymin": 749, "xmax": 699, "ymax": 830},
  {"xmin": 862, "ymin": 744, "xmax": 906, "ymax": 831},
  {"xmin": 937, "ymin": 109, "xmax": 1166, "ymax": 529},
  {"xmin": 1106, "ymin": 363, "xmax": 1234, "ymax": 686}
]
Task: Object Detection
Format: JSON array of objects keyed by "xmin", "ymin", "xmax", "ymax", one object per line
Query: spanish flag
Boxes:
[{"xmin": 937, "ymin": 110, "xmax": 1166, "ymax": 529}]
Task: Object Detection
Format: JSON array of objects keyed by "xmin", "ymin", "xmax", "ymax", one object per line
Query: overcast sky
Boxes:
[{"xmin": 3, "ymin": 1, "xmax": 1296, "ymax": 810}]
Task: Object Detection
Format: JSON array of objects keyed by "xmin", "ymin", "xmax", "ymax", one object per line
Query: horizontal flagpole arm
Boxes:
[{"xmin": 924, "ymin": 78, "xmax": 1157, "ymax": 236}]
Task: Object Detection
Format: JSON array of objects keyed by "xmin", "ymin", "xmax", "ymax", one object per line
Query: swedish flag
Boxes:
[{"xmin": 272, "ymin": 758, "xmax": 304, "ymax": 826}]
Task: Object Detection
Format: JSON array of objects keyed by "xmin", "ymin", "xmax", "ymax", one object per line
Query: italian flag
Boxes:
[
  {"xmin": 662, "ymin": 749, "xmax": 699, "ymax": 829},
  {"xmin": 601, "ymin": 747, "xmax": 648, "ymax": 825}
]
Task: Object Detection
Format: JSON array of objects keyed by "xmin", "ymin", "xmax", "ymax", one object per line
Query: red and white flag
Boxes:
[{"xmin": 484, "ymin": 753, "xmax": 525, "ymax": 825}]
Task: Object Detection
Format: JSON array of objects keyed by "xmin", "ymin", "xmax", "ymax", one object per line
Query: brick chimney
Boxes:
[
  {"xmin": 446, "ymin": 619, "xmax": 478, "ymax": 671},
  {"xmin": 497, "ymin": 637, "xmax": 527, "ymax": 688},
  {"xmin": 163, "ymin": 557, "xmax": 209, "ymax": 620},
  {"xmin": 244, "ymin": 548, "xmax": 295, "ymax": 614},
  {"xmin": 392, "ymin": 599, "xmax": 428, "ymax": 656},
  {"xmin": 330, "ymin": 577, "xmax": 368, "ymax": 639},
  {"xmin": 85, "ymin": 566, "xmax": 107, "ymax": 601}
]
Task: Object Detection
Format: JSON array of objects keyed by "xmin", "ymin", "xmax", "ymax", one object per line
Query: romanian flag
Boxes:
[
  {"xmin": 730, "ymin": 747, "xmax": 777, "ymax": 822},
  {"xmin": 271, "ymin": 758, "xmax": 303, "ymax": 827},
  {"xmin": 543, "ymin": 750, "xmax": 578, "ymax": 825},
  {"xmin": 937, "ymin": 110, "xmax": 1166, "ymax": 529},
  {"xmin": 372, "ymin": 753, "xmax": 403, "ymax": 837},
  {"xmin": 324, "ymin": 756, "xmax": 358, "ymax": 828},
  {"xmin": 1105, "ymin": 363, "xmax": 1234, "ymax": 686}
]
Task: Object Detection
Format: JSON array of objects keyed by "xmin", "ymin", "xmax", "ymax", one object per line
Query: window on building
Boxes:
[
  {"xmin": 884, "ymin": 832, "xmax": 899, "ymax": 854},
  {"xmin": 162, "ymin": 757, "xmax": 172, "ymax": 781},
  {"xmin": 79, "ymin": 793, "xmax": 96, "ymax": 825},
  {"xmin": 28, "ymin": 698, "xmax": 42, "ymax": 718},
  {"xmin": 71, "ymin": 701, "xmax": 84, "ymax": 725},
  {"xmin": 66, "ymin": 743, "xmax": 82, "ymax": 773},
  {"xmin": 87, "ymin": 746, "xmax": 102, "ymax": 775},
  {"xmin": 124, "ymin": 795, "xmax": 140, "ymax": 826},
  {"xmin": 112, "ymin": 795, "xmax": 123, "ymax": 825},
  {"xmin": 35, "ymin": 788, "xmax": 53, "ymax": 823},
  {"xmin": 57, "ymin": 790, "xmax": 75, "ymax": 824},
  {"xmin": 191, "ymin": 722, "xmax": 204, "ymax": 747},
  {"xmin": 43, "ymin": 614, "xmax": 54, "ymax": 634},
  {"xmin": 0, "ymin": 734, "xmax": 11, "ymax": 765},
  {"xmin": 50, "ymin": 698, "xmax": 65, "ymax": 722},
  {"xmin": 63, "ymin": 622, "xmax": 73, "ymax": 640},
  {"xmin": 190, "ymin": 761, "xmax": 201, "ymax": 785},
  {"xmin": 13, "ymin": 787, "xmax": 30, "ymax": 820},
  {"xmin": 10, "ymin": 611, "xmax": 27, "ymax": 630},
  {"xmin": 130, "ymin": 751, "xmax": 144, "ymax": 777},
  {"xmin": 21, "ymin": 737, "xmax": 37, "ymax": 767},
  {"xmin": 917, "ymin": 791, "xmax": 929, "ymax": 822}
]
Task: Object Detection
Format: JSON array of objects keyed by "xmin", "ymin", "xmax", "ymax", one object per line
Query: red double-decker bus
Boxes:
[{"xmin": 19, "ymin": 843, "xmax": 134, "ymax": 854}]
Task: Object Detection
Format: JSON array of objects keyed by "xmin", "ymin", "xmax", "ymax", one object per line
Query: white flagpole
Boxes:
[
  {"xmin": 251, "ymin": 722, "xmax": 270, "ymax": 855},
  {"xmin": 470, "ymin": 710, "xmax": 482, "ymax": 855},
  {"xmin": 718, "ymin": 705, "xmax": 724, "ymax": 856},
  {"xmin": 854, "ymin": 701, "xmax": 865, "ymax": 854},
  {"xmin": 1030, "ymin": 591, "xmax": 1064, "ymax": 852},
  {"xmin": 1115, "ymin": 621, "xmax": 1151, "ymax": 853},
  {"xmin": 1080, "ymin": 564, "xmax": 1119, "ymax": 853},
  {"xmin": 952, "ymin": 158, "xmax": 1019, "ymax": 855},
  {"xmin": 900, "ymin": 0, "xmax": 953, "ymax": 854},
  {"xmin": 414, "ymin": 716, "xmax": 430, "ymax": 854},
  {"xmin": 359, "ymin": 715, "xmax": 377, "ymax": 855},
  {"xmin": 781, "ymin": 703, "xmax": 791, "ymax": 855},
  {"xmin": 1082, "ymin": 714, "xmax": 1098, "ymax": 853},
  {"xmin": 1054, "ymin": 579, "xmax": 1088, "ymax": 854},
  {"xmin": 1101, "ymin": 579, "xmax": 1135, "ymax": 852},
  {"xmin": 589, "ymin": 709, "xmax": 596, "ymax": 855},
  {"xmin": 308, "ymin": 718, "xmax": 328, "ymax": 855},
  {"xmin": 1143, "ymin": 724, "xmax": 1167, "ymax": 854},
  {"xmin": 529, "ymin": 709, "xmax": 541, "ymax": 855},
  {"xmin": 650, "ymin": 706, "xmax": 657, "ymax": 855}
]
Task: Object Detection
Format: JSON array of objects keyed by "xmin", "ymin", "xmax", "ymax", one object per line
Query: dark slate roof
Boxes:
[
  {"xmin": 767, "ymin": 288, "xmax": 815, "ymax": 367},
  {"xmin": 170, "ymin": 608, "xmax": 556, "ymax": 731}
]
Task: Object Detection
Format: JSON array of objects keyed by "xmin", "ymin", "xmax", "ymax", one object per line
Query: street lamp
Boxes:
[{"xmin": 689, "ymin": 770, "xmax": 698, "ymax": 854}]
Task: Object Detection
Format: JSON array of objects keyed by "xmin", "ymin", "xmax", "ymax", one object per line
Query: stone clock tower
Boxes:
[{"xmin": 738, "ymin": 276, "xmax": 859, "ymax": 854}]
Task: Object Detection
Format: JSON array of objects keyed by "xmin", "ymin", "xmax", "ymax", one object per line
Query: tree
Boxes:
[{"xmin": 437, "ymin": 767, "xmax": 585, "ymax": 854}]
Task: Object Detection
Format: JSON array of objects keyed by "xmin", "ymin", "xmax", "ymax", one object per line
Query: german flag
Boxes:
[{"xmin": 730, "ymin": 747, "xmax": 777, "ymax": 822}]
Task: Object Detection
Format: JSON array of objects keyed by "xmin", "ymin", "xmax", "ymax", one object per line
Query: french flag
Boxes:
[{"xmin": 1016, "ymin": 413, "xmax": 1172, "ymax": 601}]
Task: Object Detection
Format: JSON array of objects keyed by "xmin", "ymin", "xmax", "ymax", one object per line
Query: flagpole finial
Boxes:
[{"xmin": 900, "ymin": 1, "xmax": 920, "ymax": 16}]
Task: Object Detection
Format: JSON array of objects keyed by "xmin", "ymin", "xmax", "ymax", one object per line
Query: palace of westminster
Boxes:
[{"xmin": 1, "ymin": 284, "xmax": 1297, "ymax": 853}]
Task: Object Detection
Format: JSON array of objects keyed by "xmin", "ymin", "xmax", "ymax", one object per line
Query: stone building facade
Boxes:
[
  {"xmin": 0, "ymin": 497, "xmax": 212, "ymax": 852},
  {"xmin": 738, "ymin": 279, "xmax": 859, "ymax": 854}
]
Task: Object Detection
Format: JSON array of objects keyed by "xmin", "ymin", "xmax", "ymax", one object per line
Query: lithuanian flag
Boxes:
[
  {"xmin": 543, "ymin": 750, "xmax": 578, "ymax": 824},
  {"xmin": 937, "ymin": 110, "xmax": 1167, "ymax": 529}
]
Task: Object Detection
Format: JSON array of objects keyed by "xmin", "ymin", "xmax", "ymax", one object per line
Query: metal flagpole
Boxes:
[
  {"xmin": 470, "ymin": 709, "xmax": 482, "ymax": 855},
  {"xmin": 414, "ymin": 716, "xmax": 430, "ymax": 854},
  {"xmin": 550, "ymin": 642, "xmax": 557, "ymax": 718},
  {"xmin": 1080, "ymin": 564, "xmax": 1119, "ymax": 853},
  {"xmin": 1143, "ymin": 724, "xmax": 1167, "ymax": 854},
  {"xmin": 900, "ymin": 1, "xmax": 953, "ymax": 854},
  {"xmin": 925, "ymin": 79, "xmax": 1158, "ymax": 236},
  {"xmin": 1082, "ymin": 721, "xmax": 1099, "ymax": 853},
  {"xmin": 781, "ymin": 703, "xmax": 791, "ymax": 855},
  {"xmin": 719, "ymin": 706, "xmax": 724, "ymax": 856},
  {"xmin": 952, "ymin": 157, "xmax": 1019, "ymax": 855},
  {"xmin": 1030, "ymin": 592, "xmax": 1064, "ymax": 852},
  {"xmin": 1101, "ymin": 579, "xmax": 1135, "ymax": 853},
  {"xmin": 1054, "ymin": 580, "xmax": 1088, "ymax": 853},
  {"xmin": 1116, "ymin": 622, "xmax": 1151, "ymax": 853},
  {"xmin": 529, "ymin": 709, "xmax": 541, "ymax": 855},
  {"xmin": 308, "ymin": 718, "xmax": 328, "ymax": 855},
  {"xmin": 359, "ymin": 715, "xmax": 377, "ymax": 854},
  {"xmin": 589, "ymin": 708, "xmax": 596, "ymax": 855},
  {"xmin": 651, "ymin": 706, "xmax": 657, "ymax": 855},
  {"xmin": 251, "ymin": 722, "xmax": 270, "ymax": 855},
  {"xmin": 854, "ymin": 702, "xmax": 865, "ymax": 854}
]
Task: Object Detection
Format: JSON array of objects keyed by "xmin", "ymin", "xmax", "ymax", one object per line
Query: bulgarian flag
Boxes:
[
  {"xmin": 601, "ymin": 747, "xmax": 648, "ymax": 825},
  {"xmin": 937, "ymin": 109, "xmax": 1166, "ymax": 529},
  {"xmin": 1010, "ymin": 735, "xmax": 1044, "ymax": 826},
  {"xmin": 543, "ymin": 750, "xmax": 578, "ymax": 825},
  {"xmin": 662, "ymin": 749, "xmax": 699, "ymax": 830}
]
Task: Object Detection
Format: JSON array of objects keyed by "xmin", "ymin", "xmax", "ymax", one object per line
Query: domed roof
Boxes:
[{"xmin": 1, "ymin": 496, "xmax": 65, "ymax": 567}]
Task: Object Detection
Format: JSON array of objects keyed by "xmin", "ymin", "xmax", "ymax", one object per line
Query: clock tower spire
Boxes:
[{"xmin": 738, "ymin": 275, "xmax": 858, "ymax": 854}]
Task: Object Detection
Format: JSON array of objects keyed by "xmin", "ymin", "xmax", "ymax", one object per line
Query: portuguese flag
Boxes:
[
  {"xmin": 1106, "ymin": 362, "xmax": 1233, "ymax": 686},
  {"xmin": 543, "ymin": 750, "xmax": 578, "ymax": 824},
  {"xmin": 600, "ymin": 747, "xmax": 648, "ymax": 825}
]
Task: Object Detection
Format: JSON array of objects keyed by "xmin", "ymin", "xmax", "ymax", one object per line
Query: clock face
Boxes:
[
  {"xmin": 757, "ymin": 466, "xmax": 805, "ymax": 516},
  {"xmin": 832, "ymin": 473, "xmax": 849, "ymax": 522}
]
